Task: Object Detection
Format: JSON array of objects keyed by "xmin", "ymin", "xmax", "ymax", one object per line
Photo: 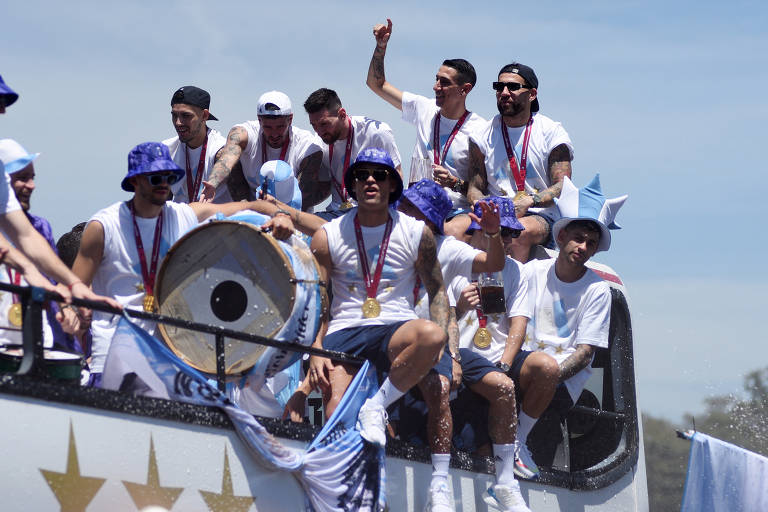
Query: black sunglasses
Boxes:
[
  {"xmin": 500, "ymin": 227, "xmax": 522, "ymax": 239},
  {"xmin": 353, "ymin": 168, "xmax": 390, "ymax": 182},
  {"xmin": 147, "ymin": 173, "xmax": 181, "ymax": 186},
  {"xmin": 492, "ymin": 82, "xmax": 531, "ymax": 93}
]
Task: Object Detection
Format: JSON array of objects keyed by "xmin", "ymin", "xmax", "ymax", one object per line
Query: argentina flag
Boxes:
[{"xmin": 102, "ymin": 316, "xmax": 386, "ymax": 511}]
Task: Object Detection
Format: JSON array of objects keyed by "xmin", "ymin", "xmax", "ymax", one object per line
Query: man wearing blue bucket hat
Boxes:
[
  {"xmin": 72, "ymin": 142, "xmax": 298, "ymax": 384},
  {"xmin": 308, "ymin": 147, "xmax": 452, "ymax": 510},
  {"xmin": 443, "ymin": 196, "xmax": 532, "ymax": 510},
  {"xmin": 504, "ymin": 175, "xmax": 627, "ymax": 483}
]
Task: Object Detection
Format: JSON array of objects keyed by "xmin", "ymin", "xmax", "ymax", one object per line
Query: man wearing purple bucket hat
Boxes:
[
  {"xmin": 72, "ymin": 142, "xmax": 297, "ymax": 384},
  {"xmin": 308, "ymin": 148, "xmax": 453, "ymax": 510}
]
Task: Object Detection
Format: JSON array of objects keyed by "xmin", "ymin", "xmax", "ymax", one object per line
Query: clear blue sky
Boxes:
[{"xmin": 3, "ymin": 1, "xmax": 766, "ymax": 421}]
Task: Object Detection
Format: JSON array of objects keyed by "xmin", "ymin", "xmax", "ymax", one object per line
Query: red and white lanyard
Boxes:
[
  {"xmin": 500, "ymin": 116, "xmax": 533, "ymax": 192},
  {"xmin": 353, "ymin": 213, "xmax": 393, "ymax": 302},
  {"xmin": 185, "ymin": 134, "xmax": 208, "ymax": 201},
  {"xmin": 129, "ymin": 201, "xmax": 164, "ymax": 299},
  {"xmin": 329, "ymin": 118, "xmax": 354, "ymax": 203},
  {"xmin": 432, "ymin": 110, "xmax": 470, "ymax": 165}
]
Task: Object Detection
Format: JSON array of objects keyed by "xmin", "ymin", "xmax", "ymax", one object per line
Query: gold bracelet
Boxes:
[{"xmin": 483, "ymin": 230, "xmax": 500, "ymax": 239}]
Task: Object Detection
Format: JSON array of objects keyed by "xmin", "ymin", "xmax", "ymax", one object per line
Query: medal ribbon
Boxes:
[
  {"xmin": 353, "ymin": 213, "xmax": 393, "ymax": 300},
  {"xmin": 6, "ymin": 268, "xmax": 21, "ymax": 304},
  {"xmin": 432, "ymin": 110, "xmax": 470, "ymax": 166},
  {"xmin": 500, "ymin": 116, "xmax": 534, "ymax": 192},
  {"xmin": 129, "ymin": 201, "xmax": 164, "ymax": 298},
  {"xmin": 185, "ymin": 134, "xmax": 208, "ymax": 202},
  {"xmin": 473, "ymin": 281, "xmax": 488, "ymax": 327},
  {"xmin": 328, "ymin": 117, "xmax": 354, "ymax": 203}
]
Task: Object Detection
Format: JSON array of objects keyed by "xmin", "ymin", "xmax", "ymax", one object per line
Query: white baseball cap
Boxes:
[{"xmin": 257, "ymin": 91, "xmax": 292, "ymax": 117}]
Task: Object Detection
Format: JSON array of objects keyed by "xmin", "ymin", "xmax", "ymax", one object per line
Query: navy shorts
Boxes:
[
  {"xmin": 322, "ymin": 321, "xmax": 408, "ymax": 374},
  {"xmin": 524, "ymin": 209, "xmax": 558, "ymax": 249},
  {"xmin": 322, "ymin": 321, "xmax": 452, "ymax": 381}
]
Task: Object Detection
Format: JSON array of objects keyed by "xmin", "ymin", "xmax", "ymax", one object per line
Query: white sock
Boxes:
[
  {"xmin": 367, "ymin": 378, "xmax": 405, "ymax": 409},
  {"xmin": 517, "ymin": 411, "xmax": 537, "ymax": 445},
  {"xmin": 430, "ymin": 453, "xmax": 451, "ymax": 488},
  {"xmin": 493, "ymin": 443, "xmax": 516, "ymax": 486}
]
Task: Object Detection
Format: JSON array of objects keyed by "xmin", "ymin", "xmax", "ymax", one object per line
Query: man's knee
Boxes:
[
  {"xmin": 522, "ymin": 352, "xmax": 559, "ymax": 385},
  {"xmin": 420, "ymin": 373, "xmax": 450, "ymax": 405}
]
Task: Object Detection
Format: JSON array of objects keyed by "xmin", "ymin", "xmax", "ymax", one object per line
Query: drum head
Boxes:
[{"xmin": 155, "ymin": 221, "xmax": 296, "ymax": 375}]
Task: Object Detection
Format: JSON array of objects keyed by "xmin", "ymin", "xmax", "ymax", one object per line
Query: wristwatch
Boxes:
[
  {"xmin": 495, "ymin": 361, "xmax": 511, "ymax": 373},
  {"xmin": 531, "ymin": 193, "xmax": 542, "ymax": 206},
  {"xmin": 452, "ymin": 178, "xmax": 464, "ymax": 193},
  {"xmin": 449, "ymin": 351, "xmax": 462, "ymax": 363}
]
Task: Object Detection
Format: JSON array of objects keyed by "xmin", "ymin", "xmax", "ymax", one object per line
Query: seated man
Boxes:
[
  {"xmin": 307, "ymin": 148, "xmax": 453, "ymax": 510},
  {"xmin": 508, "ymin": 175, "xmax": 626, "ymax": 475}
]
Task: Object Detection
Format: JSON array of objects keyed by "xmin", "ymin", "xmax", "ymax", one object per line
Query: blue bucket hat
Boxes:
[
  {"xmin": 0, "ymin": 139, "xmax": 39, "ymax": 174},
  {"xmin": 121, "ymin": 142, "xmax": 184, "ymax": 192},
  {"xmin": 399, "ymin": 179, "xmax": 452, "ymax": 234},
  {"xmin": 467, "ymin": 196, "xmax": 524, "ymax": 233},
  {"xmin": 344, "ymin": 147, "xmax": 403, "ymax": 204},
  {"xmin": 0, "ymin": 75, "xmax": 19, "ymax": 108}
]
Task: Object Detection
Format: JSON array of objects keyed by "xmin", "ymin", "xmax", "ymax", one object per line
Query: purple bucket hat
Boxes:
[
  {"xmin": 399, "ymin": 179, "xmax": 452, "ymax": 234},
  {"xmin": 121, "ymin": 142, "xmax": 184, "ymax": 192},
  {"xmin": 0, "ymin": 74, "xmax": 19, "ymax": 108},
  {"xmin": 467, "ymin": 196, "xmax": 524, "ymax": 233},
  {"xmin": 344, "ymin": 147, "xmax": 403, "ymax": 204}
]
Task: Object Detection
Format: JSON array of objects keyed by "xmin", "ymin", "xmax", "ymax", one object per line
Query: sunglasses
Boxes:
[
  {"xmin": 500, "ymin": 227, "xmax": 522, "ymax": 239},
  {"xmin": 353, "ymin": 168, "xmax": 390, "ymax": 182},
  {"xmin": 147, "ymin": 173, "xmax": 181, "ymax": 186},
  {"xmin": 492, "ymin": 82, "xmax": 531, "ymax": 93}
]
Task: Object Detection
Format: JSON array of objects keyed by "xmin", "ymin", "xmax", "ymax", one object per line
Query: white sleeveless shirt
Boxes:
[{"xmin": 324, "ymin": 208, "xmax": 424, "ymax": 334}]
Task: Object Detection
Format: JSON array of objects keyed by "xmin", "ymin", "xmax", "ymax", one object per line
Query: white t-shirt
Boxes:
[
  {"xmin": 1, "ymin": 171, "xmax": 21, "ymax": 214},
  {"xmin": 324, "ymin": 209, "xmax": 423, "ymax": 334},
  {"xmin": 401, "ymin": 92, "xmax": 486, "ymax": 209},
  {"xmin": 88, "ymin": 201, "xmax": 199, "ymax": 373},
  {"xmin": 414, "ymin": 235, "xmax": 480, "ymax": 318},
  {"xmin": 470, "ymin": 112, "xmax": 573, "ymax": 215},
  {"xmin": 318, "ymin": 116, "xmax": 402, "ymax": 209},
  {"xmin": 450, "ymin": 257, "xmax": 531, "ymax": 364},
  {"xmin": 522, "ymin": 258, "xmax": 611, "ymax": 403},
  {"xmin": 163, "ymin": 128, "xmax": 230, "ymax": 204},
  {"xmin": 0, "ymin": 266, "xmax": 54, "ymax": 348},
  {"xmin": 236, "ymin": 121, "xmax": 321, "ymax": 193}
]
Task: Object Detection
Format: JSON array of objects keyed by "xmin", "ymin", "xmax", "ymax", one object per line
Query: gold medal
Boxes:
[
  {"xmin": 513, "ymin": 190, "xmax": 529, "ymax": 201},
  {"xmin": 473, "ymin": 327, "xmax": 491, "ymax": 349},
  {"xmin": 8, "ymin": 302, "xmax": 22, "ymax": 327},
  {"xmin": 341, "ymin": 201, "xmax": 354, "ymax": 210},
  {"xmin": 362, "ymin": 297, "xmax": 381, "ymax": 318},
  {"xmin": 143, "ymin": 294, "xmax": 157, "ymax": 312}
]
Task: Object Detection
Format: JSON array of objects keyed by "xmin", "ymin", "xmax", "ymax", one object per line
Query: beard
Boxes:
[{"xmin": 497, "ymin": 100, "xmax": 525, "ymax": 118}]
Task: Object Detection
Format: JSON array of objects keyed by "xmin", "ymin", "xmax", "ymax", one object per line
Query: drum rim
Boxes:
[{"xmin": 155, "ymin": 219, "xmax": 298, "ymax": 375}]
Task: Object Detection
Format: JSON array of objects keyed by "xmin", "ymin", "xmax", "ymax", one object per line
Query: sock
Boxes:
[
  {"xmin": 430, "ymin": 453, "xmax": 451, "ymax": 488},
  {"xmin": 517, "ymin": 411, "xmax": 538, "ymax": 445},
  {"xmin": 367, "ymin": 378, "xmax": 405, "ymax": 409},
  {"xmin": 493, "ymin": 443, "xmax": 516, "ymax": 486}
]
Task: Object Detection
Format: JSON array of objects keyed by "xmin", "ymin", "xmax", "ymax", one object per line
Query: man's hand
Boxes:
[
  {"xmin": 451, "ymin": 359, "xmax": 463, "ymax": 391},
  {"xmin": 432, "ymin": 164, "xmax": 458, "ymax": 189},
  {"xmin": 282, "ymin": 388, "xmax": 308, "ymax": 423},
  {"xmin": 261, "ymin": 214, "xmax": 295, "ymax": 240},
  {"xmin": 456, "ymin": 282, "xmax": 480, "ymax": 317},
  {"xmin": 468, "ymin": 200, "xmax": 500, "ymax": 234},
  {"xmin": 373, "ymin": 18, "xmax": 392, "ymax": 47},
  {"xmin": 308, "ymin": 355, "xmax": 334, "ymax": 394},
  {"xmin": 198, "ymin": 181, "xmax": 216, "ymax": 203},
  {"xmin": 69, "ymin": 281, "xmax": 122, "ymax": 310},
  {"xmin": 513, "ymin": 194, "xmax": 535, "ymax": 217}
]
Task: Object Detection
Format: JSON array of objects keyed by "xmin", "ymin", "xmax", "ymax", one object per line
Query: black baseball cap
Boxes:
[
  {"xmin": 498, "ymin": 63, "xmax": 539, "ymax": 112},
  {"xmin": 171, "ymin": 86, "xmax": 218, "ymax": 120}
]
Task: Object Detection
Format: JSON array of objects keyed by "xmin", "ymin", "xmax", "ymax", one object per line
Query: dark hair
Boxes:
[
  {"xmin": 442, "ymin": 59, "xmax": 477, "ymax": 87},
  {"xmin": 564, "ymin": 219, "xmax": 602, "ymax": 238},
  {"xmin": 56, "ymin": 222, "xmax": 88, "ymax": 269},
  {"xmin": 303, "ymin": 88, "xmax": 342, "ymax": 114}
]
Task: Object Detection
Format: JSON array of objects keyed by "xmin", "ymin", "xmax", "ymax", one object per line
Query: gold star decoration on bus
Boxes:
[
  {"xmin": 199, "ymin": 447, "xmax": 256, "ymax": 511},
  {"xmin": 122, "ymin": 436, "xmax": 183, "ymax": 510},
  {"xmin": 136, "ymin": 282, "xmax": 145, "ymax": 293},
  {"xmin": 39, "ymin": 422, "xmax": 106, "ymax": 512}
]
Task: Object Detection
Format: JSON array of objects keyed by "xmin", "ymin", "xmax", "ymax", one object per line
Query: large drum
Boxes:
[{"xmin": 155, "ymin": 213, "xmax": 323, "ymax": 389}]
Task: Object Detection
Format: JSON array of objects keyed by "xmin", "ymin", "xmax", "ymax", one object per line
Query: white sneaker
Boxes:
[
  {"xmin": 514, "ymin": 439, "xmax": 540, "ymax": 480},
  {"xmin": 356, "ymin": 398, "xmax": 387, "ymax": 447},
  {"xmin": 483, "ymin": 481, "xmax": 531, "ymax": 512},
  {"xmin": 424, "ymin": 481, "xmax": 453, "ymax": 512}
]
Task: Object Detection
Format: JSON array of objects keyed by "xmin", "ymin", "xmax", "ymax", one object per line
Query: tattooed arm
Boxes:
[
  {"xmin": 535, "ymin": 143, "xmax": 573, "ymax": 206},
  {"xmin": 366, "ymin": 18, "xmax": 404, "ymax": 110},
  {"xmin": 415, "ymin": 225, "xmax": 450, "ymax": 335},
  {"xmin": 467, "ymin": 139, "xmax": 489, "ymax": 204},
  {"xmin": 558, "ymin": 344, "xmax": 595, "ymax": 383},
  {"xmin": 297, "ymin": 151, "xmax": 329, "ymax": 209},
  {"xmin": 207, "ymin": 126, "xmax": 248, "ymax": 195}
]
